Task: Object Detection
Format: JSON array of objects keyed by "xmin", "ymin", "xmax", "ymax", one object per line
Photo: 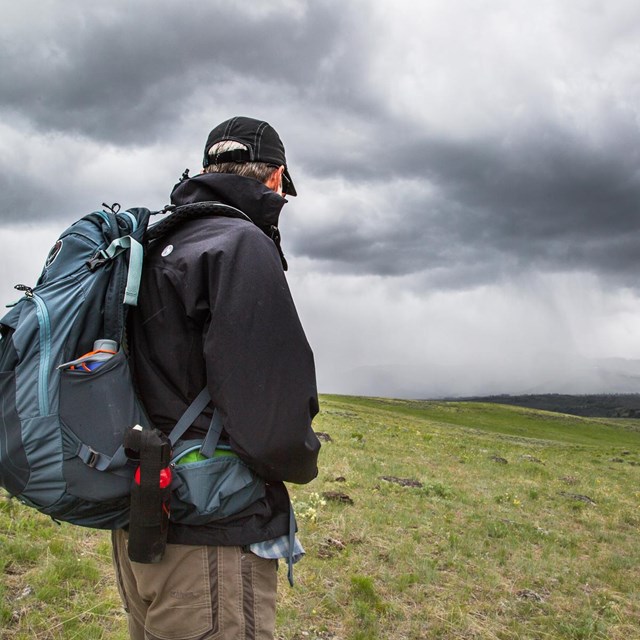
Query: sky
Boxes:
[{"xmin": 2, "ymin": 0, "xmax": 640, "ymax": 398}]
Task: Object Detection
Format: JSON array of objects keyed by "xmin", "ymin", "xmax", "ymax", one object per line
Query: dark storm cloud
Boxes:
[
  {"xmin": 0, "ymin": 0, "xmax": 370, "ymax": 223},
  {"xmin": 0, "ymin": 1, "xmax": 356, "ymax": 144},
  {"xmin": 291, "ymin": 116, "xmax": 640, "ymax": 288}
]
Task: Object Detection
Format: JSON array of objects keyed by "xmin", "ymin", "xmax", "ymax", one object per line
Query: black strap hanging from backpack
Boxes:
[{"xmin": 124, "ymin": 427, "xmax": 172, "ymax": 563}]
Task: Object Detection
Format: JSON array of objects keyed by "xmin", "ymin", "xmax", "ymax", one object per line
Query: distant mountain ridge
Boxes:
[{"xmin": 455, "ymin": 393, "xmax": 640, "ymax": 418}]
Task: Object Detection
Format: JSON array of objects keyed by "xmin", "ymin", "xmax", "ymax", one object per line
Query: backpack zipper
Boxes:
[{"xmin": 30, "ymin": 293, "xmax": 52, "ymax": 415}]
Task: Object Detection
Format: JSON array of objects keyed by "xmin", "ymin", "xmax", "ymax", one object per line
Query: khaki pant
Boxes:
[{"xmin": 111, "ymin": 530, "xmax": 277, "ymax": 640}]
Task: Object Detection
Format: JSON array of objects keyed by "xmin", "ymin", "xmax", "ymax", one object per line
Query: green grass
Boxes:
[
  {"xmin": 2, "ymin": 395, "xmax": 640, "ymax": 639},
  {"xmin": 0, "ymin": 497, "xmax": 128, "ymax": 639}
]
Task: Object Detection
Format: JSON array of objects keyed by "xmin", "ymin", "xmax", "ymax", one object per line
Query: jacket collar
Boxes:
[{"xmin": 169, "ymin": 172, "xmax": 287, "ymax": 229}]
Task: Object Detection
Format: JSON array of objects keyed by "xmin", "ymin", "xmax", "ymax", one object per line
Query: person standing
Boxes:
[{"xmin": 112, "ymin": 116, "xmax": 321, "ymax": 640}]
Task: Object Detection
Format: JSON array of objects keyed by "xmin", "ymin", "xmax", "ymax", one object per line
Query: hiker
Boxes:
[{"xmin": 111, "ymin": 116, "xmax": 321, "ymax": 640}]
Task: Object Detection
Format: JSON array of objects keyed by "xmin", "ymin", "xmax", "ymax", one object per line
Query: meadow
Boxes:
[{"xmin": 2, "ymin": 395, "xmax": 639, "ymax": 639}]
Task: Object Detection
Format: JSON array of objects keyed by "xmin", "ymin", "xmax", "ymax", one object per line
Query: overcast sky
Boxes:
[{"xmin": 2, "ymin": 0, "xmax": 640, "ymax": 397}]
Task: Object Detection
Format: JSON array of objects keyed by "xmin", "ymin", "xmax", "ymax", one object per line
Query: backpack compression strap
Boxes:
[{"xmin": 166, "ymin": 386, "xmax": 218, "ymax": 447}]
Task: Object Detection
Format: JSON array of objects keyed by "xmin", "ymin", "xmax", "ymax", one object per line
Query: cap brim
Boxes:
[{"xmin": 283, "ymin": 167, "xmax": 297, "ymax": 197}]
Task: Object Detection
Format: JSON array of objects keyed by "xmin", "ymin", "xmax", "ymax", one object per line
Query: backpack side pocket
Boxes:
[{"xmin": 59, "ymin": 349, "xmax": 143, "ymax": 500}]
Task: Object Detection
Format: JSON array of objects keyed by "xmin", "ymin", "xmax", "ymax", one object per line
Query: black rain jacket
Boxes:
[{"xmin": 128, "ymin": 172, "xmax": 321, "ymax": 546}]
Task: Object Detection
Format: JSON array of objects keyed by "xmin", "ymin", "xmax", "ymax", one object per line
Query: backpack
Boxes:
[
  {"xmin": 0, "ymin": 204, "xmax": 153, "ymax": 528},
  {"xmin": 0, "ymin": 201, "xmax": 265, "ymax": 530}
]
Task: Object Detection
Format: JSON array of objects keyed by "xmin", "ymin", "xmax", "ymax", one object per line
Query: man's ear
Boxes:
[{"xmin": 265, "ymin": 165, "xmax": 285, "ymax": 194}]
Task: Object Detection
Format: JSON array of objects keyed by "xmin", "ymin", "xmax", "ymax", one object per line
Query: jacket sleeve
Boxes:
[{"xmin": 202, "ymin": 224, "xmax": 320, "ymax": 484}]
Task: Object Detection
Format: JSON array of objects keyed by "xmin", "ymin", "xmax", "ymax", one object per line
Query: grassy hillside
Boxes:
[
  {"xmin": 339, "ymin": 396, "xmax": 640, "ymax": 446},
  {"xmin": 2, "ymin": 396, "xmax": 639, "ymax": 639}
]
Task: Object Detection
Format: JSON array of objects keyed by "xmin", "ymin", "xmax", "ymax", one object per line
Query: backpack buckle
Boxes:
[
  {"xmin": 85, "ymin": 448, "xmax": 99, "ymax": 468},
  {"xmin": 87, "ymin": 251, "xmax": 109, "ymax": 272}
]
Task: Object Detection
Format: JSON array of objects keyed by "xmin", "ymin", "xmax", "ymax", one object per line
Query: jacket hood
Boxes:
[{"xmin": 170, "ymin": 172, "xmax": 287, "ymax": 229}]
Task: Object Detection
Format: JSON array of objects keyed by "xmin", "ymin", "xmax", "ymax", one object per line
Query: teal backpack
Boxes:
[{"xmin": 0, "ymin": 202, "xmax": 265, "ymax": 530}]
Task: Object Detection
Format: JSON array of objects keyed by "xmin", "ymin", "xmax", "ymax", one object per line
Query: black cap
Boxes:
[{"xmin": 203, "ymin": 116, "xmax": 297, "ymax": 197}]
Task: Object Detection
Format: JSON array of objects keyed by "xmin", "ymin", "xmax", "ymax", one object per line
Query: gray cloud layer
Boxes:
[{"xmin": 2, "ymin": 0, "xmax": 640, "ymax": 292}]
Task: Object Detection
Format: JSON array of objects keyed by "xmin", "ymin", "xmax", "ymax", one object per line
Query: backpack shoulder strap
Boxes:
[
  {"xmin": 80, "ymin": 205, "xmax": 153, "ymax": 341},
  {"xmin": 99, "ymin": 235, "xmax": 144, "ymax": 306}
]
